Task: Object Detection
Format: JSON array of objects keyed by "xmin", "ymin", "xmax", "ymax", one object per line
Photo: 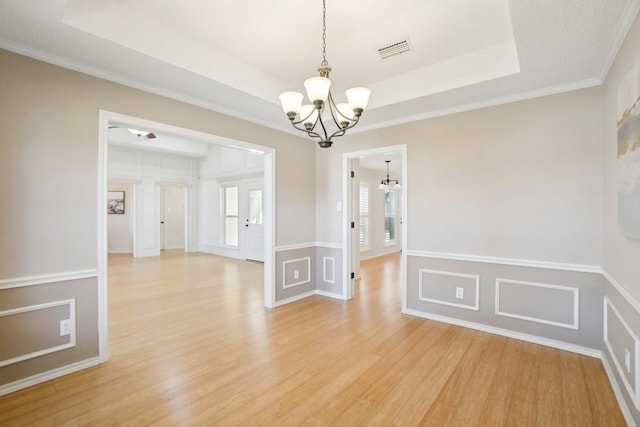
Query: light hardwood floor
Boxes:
[{"xmin": 0, "ymin": 250, "xmax": 626, "ymax": 426}]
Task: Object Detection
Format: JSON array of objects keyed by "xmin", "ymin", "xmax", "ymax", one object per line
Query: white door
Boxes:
[
  {"xmin": 244, "ymin": 183, "xmax": 264, "ymax": 262},
  {"xmin": 161, "ymin": 186, "xmax": 185, "ymax": 250}
]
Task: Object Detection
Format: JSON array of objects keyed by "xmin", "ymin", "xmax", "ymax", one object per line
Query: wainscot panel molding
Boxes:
[
  {"xmin": 603, "ymin": 270, "xmax": 640, "ymax": 315},
  {"xmin": 0, "ymin": 299, "xmax": 76, "ymax": 368},
  {"xmin": 404, "ymin": 308, "xmax": 602, "ymax": 358},
  {"xmin": 0, "ymin": 270, "xmax": 99, "ymax": 290},
  {"xmin": 495, "ymin": 279, "xmax": 580, "ymax": 330},
  {"xmin": 0, "ymin": 357, "xmax": 100, "ymax": 397},
  {"xmin": 323, "ymin": 257, "xmax": 335, "ymax": 284},
  {"xmin": 602, "ymin": 355, "xmax": 639, "ymax": 427},
  {"xmin": 604, "ymin": 297, "xmax": 640, "ymax": 411},
  {"xmin": 405, "ymin": 250, "xmax": 602, "ymax": 273},
  {"xmin": 418, "ymin": 269, "xmax": 480, "ymax": 311},
  {"xmin": 282, "ymin": 257, "xmax": 311, "ymax": 289}
]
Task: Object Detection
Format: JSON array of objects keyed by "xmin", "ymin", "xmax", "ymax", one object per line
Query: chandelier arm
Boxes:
[
  {"xmin": 288, "ymin": 122, "xmax": 322, "ymax": 140},
  {"xmin": 326, "ymin": 115, "xmax": 361, "ymax": 140},
  {"xmin": 326, "ymin": 93, "xmax": 351, "ymax": 130},
  {"xmin": 290, "ymin": 108, "xmax": 317, "ymax": 128},
  {"xmin": 316, "ymin": 114, "xmax": 330, "ymax": 141}
]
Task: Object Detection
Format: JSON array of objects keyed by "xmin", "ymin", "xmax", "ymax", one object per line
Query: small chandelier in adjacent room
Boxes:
[
  {"xmin": 278, "ymin": 0, "xmax": 371, "ymax": 148},
  {"xmin": 378, "ymin": 160, "xmax": 401, "ymax": 190}
]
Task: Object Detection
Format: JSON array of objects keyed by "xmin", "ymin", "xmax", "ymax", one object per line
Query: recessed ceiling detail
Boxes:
[{"xmin": 0, "ymin": 0, "xmax": 637, "ymax": 135}]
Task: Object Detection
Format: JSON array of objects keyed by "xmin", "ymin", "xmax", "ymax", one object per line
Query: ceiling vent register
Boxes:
[{"xmin": 378, "ymin": 40, "xmax": 411, "ymax": 60}]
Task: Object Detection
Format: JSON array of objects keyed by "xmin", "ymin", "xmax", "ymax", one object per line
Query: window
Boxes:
[
  {"xmin": 359, "ymin": 183, "xmax": 370, "ymax": 250},
  {"xmin": 224, "ymin": 186, "xmax": 239, "ymax": 246},
  {"xmin": 384, "ymin": 189, "xmax": 396, "ymax": 245}
]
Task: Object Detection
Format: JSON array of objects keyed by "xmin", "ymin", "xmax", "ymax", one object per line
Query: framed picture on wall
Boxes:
[
  {"xmin": 107, "ymin": 191, "xmax": 125, "ymax": 215},
  {"xmin": 617, "ymin": 56, "xmax": 640, "ymax": 240}
]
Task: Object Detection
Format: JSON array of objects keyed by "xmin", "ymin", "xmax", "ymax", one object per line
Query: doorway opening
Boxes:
[
  {"xmin": 342, "ymin": 145, "xmax": 407, "ymax": 311},
  {"xmin": 160, "ymin": 186, "xmax": 186, "ymax": 251},
  {"xmin": 98, "ymin": 110, "xmax": 276, "ymax": 363}
]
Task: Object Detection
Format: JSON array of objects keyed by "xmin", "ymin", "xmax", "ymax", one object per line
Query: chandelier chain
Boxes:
[{"xmin": 321, "ymin": 0, "xmax": 328, "ymax": 66}]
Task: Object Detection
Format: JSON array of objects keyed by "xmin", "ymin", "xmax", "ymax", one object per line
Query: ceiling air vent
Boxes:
[{"xmin": 377, "ymin": 39, "xmax": 410, "ymax": 60}]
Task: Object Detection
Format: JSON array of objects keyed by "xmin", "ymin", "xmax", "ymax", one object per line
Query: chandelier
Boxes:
[
  {"xmin": 278, "ymin": 0, "xmax": 371, "ymax": 148},
  {"xmin": 378, "ymin": 160, "xmax": 401, "ymax": 190}
]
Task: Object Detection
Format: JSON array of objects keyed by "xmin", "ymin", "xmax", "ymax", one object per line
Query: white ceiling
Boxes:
[{"xmin": 1, "ymin": 0, "xmax": 639, "ymax": 138}]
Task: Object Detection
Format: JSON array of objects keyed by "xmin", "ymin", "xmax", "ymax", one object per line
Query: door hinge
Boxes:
[
  {"xmin": 350, "ymin": 171, "xmax": 355, "ymax": 178},
  {"xmin": 351, "ymin": 272, "xmax": 355, "ymax": 279},
  {"xmin": 350, "ymin": 221, "xmax": 355, "ymax": 229}
]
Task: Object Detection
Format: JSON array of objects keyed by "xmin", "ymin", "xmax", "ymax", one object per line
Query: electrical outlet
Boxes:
[
  {"xmin": 625, "ymin": 348, "xmax": 631, "ymax": 373},
  {"xmin": 60, "ymin": 319, "xmax": 71, "ymax": 336},
  {"xmin": 294, "ymin": 270, "xmax": 300, "ymax": 280},
  {"xmin": 455, "ymin": 287, "xmax": 464, "ymax": 299}
]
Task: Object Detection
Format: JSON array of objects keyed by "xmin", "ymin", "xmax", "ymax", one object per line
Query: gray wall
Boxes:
[
  {"xmin": 406, "ymin": 256, "xmax": 604, "ymax": 351},
  {"xmin": 602, "ymin": 10, "xmax": 640, "ymax": 425}
]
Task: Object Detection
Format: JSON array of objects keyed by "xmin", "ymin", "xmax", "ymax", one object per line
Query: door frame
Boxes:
[
  {"xmin": 98, "ymin": 110, "xmax": 276, "ymax": 363},
  {"xmin": 342, "ymin": 144, "xmax": 408, "ymax": 311}
]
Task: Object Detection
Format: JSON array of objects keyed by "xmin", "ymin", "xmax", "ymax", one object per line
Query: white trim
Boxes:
[
  {"xmin": 602, "ymin": 355, "xmax": 639, "ymax": 427},
  {"xmin": 604, "ymin": 297, "xmax": 640, "ymax": 411},
  {"xmin": 274, "ymin": 242, "xmax": 343, "ymax": 251},
  {"xmin": 598, "ymin": 0, "xmax": 640, "ymax": 81},
  {"xmin": 315, "ymin": 289, "xmax": 345, "ymax": 300},
  {"xmin": 263, "ymin": 151, "xmax": 276, "ymax": 309},
  {"xmin": 0, "ymin": 300, "xmax": 76, "ymax": 368},
  {"xmin": 323, "ymin": 257, "xmax": 335, "ymax": 284},
  {"xmin": 275, "ymin": 242, "xmax": 316, "ymax": 252},
  {"xmin": 282, "ymin": 257, "xmax": 311, "ymax": 289},
  {"xmin": 343, "ymin": 145, "xmax": 408, "ymax": 305},
  {"xmin": 275, "ymin": 290, "xmax": 316, "ymax": 307},
  {"xmin": 0, "ymin": 270, "xmax": 98, "ymax": 290},
  {"xmin": 0, "ymin": 357, "xmax": 101, "ymax": 397},
  {"xmin": 405, "ymin": 250, "xmax": 601, "ymax": 273},
  {"xmin": 0, "ymin": 39, "xmax": 296, "ymax": 138},
  {"xmin": 275, "ymin": 289, "xmax": 346, "ymax": 306},
  {"xmin": 495, "ymin": 279, "xmax": 580, "ymax": 330},
  {"xmin": 603, "ymin": 269, "xmax": 640, "ymax": 315},
  {"xmin": 98, "ymin": 110, "xmax": 110, "ymax": 363},
  {"xmin": 354, "ymin": 79, "xmax": 601, "ymax": 134},
  {"xmin": 418, "ymin": 269, "xmax": 479, "ymax": 311},
  {"xmin": 404, "ymin": 308, "xmax": 601, "ymax": 358},
  {"xmin": 315, "ymin": 242, "xmax": 343, "ymax": 250},
  {"xmin": 98, "ymin": 110, "xmax": 278, "ymax": 366}
]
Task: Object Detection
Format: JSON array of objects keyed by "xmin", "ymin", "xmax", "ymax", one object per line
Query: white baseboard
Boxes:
[
  {"xmin": 315, "ymin": 290, "xmax": 345, "ymax": 300},
  {"xmin": 0, "ymin": 357, "xmax": 101, "ymax": 397},
  {"xmin": 275, "ymin": 290, "xmax": 316, "ymax": 307},
  {"xmin": 275, "ymin": 289, "xmax": 346, "ymax": 307},
  {"xmin": 602, "ymin": 355, "xmax": 638, "ymax": 427},
  {"xmin": 404, "ymin": 308, "xmax": 602, "ymax": 358}
]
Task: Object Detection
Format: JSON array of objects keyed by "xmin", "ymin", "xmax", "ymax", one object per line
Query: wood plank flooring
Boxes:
[{"xmin": 0, "ymin": 250, "xmax": 626, "ymax": 426}]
